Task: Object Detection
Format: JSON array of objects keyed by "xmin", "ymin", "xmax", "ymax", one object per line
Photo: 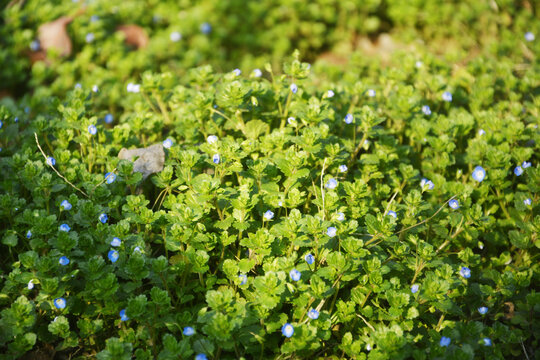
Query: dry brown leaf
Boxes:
[
  {"xmin": 117, "ymin": 24, "xmax": 149, "ymax": 49},
  {"xmin": 38, "ymin": 16, "xmax": 73, "ymax": 57},
  {"xmin": 504, "ymin": 301, "xmax": 515, "ymax": 319}
]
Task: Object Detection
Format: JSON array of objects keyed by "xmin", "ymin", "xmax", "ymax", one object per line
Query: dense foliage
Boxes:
[{"xmin": 0, "ymin": 0, "xmax": 539, "ymax": 359}]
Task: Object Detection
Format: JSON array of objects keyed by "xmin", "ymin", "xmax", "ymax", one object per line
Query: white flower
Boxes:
[{"xmin": 170, "ymin": 31, "xmax": 182, "ymax": 42}]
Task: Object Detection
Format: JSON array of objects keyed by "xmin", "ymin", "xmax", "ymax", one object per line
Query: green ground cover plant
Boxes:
[{"xmin": 0, "ymin": 0, "xmax": 539, "ymax": 359}]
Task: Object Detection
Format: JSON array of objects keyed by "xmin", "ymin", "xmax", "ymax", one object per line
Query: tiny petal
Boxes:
[
  {"xmin": 366, "ymin": 89, "xmax": 376, "ymax": 97},
  {"xmin": 421, "ymin": 105, "xmax": 431, "ymax": 115},
  {"xmin": 478, "ymin": 129, "xmax": 485, "ymax": 136},
  {"xmin": 289, "ymin": 269, "xmax": 301, "ymax": 281},
  {"xmin": 415, "ymin": 61, "xmax": 423, "ymax": 68},
  {"xmin": 460, "ymin": 266, "xmax": 471, "ymax": 279},
  {"xmin": 28, "ymin": 280, "xmax": 34, "ymax": 289},
  {"xmin": 46, "ymin": 157, "xmax": 56, "ymax": 166},
  {"xmin": 344, "ymin": 113, "xmax": 353, "ymax": 124},
  {"xmin": 61, "ymin": 200, "xmax": 72, "ymax": 210},
  {"xmin": 337, "ymin": 212, "xmax": 345, "ymax": 221},
  {"xmin": 170, "ymin": 31, "xmax": 182, "ymax": 42},
  {"xmin": 327, "ymin": 227, "xmax": 337, "ymax": 237},
  {"xmin": 183, "ymin": 326, "xmax": 195, "ymax": 336},
  {"xmin": 514, "ymin": 166, "xmax": 523, "ymax": 176},
  {"xmin": 92, "ymin": 85, "xmax": 99, "ymax": 93},
  {"xmin": 119, "ymin": 309, "xmax": 129, "ymax": 321},
  {"xmin": 195, "ymin": 354, "xmax": 208, "ymax": 360},
  {"xmin": 326, "ymin": 90, "xmax": 335, "ymax": 98},
  {"xmin": 325, "ymin": 178, "xmax": 338, "ymax": 189},
  {"xmin": 59, "ymin": 256, "xmax": 70, "ymax": 266},
  {"xmin": 108, "ymin": 250, "xmax": 119, "ymax": 263},
  {"xmin": 26, "ymin": 230, "xmax": 32, "ymax": 239},
  {"xmin": 200, "ymin": 22, "xmax": 212, "ymax": 34},
  {"xmin": 442, "ymin": 91, "xmax": 452, "ymax": 102},
  {"xmin": 110, "ymin": 237, "xmax": 122, "ymax": 247},
  {"xmin": 238, "ymin": 274, "xmax": 247, "ymax": 285},
  {"xmin": 104, "ymin": 114, "xmax": 114, "ymax": 124},
  {"xmin": 30, "ymin": 40, "xmax": 40, "ymax": 51},
  {"xmin": 232, "ymin": 68, "xmax": 241, "ymax": 76},
  {"xmin": 440, "ymin": 336, "xmax": 451, "ymax": 347},
  {"xmin": 105, "ymin": 172, "xmax": 116, "ymax": 184},
  {"xmin": 478, "ymin": 306, "xmax": 488, "ymax": 315},
  {"xmin": 387, "ymin": 210, "xmax": 397, "ymax": 218},
  {"xmin": 420, "ymin": 178, "xmax": 434, "ymax": 190},
  {"xmin": 290, "ymin": 83, "xmax": 298, "ymax": 94},
  {"xmin": 524, "ymin": 198, "xmax": 531, "ymax": 206},
  {"xmin": 287, "ymin": 117, "xmax": 296, "ymax": 125},
  {"xmin": 483, "ymin": 338, "xmax": 492, "ymax": 346},
  {"xmin": 263, "ymin": 210, "xmax": 274, "ymax": 221},
  {"xmin": 521, "ymin": 161, "xmax": 531, "ymax": 169},
  {"xmin": 212, "ymin": 154, "xmax": 220, "ymax": 164},
  {"xmin": 524, "ymin": 32, "xmax": 535, "ymax": 42},
  {"xmin": 85, "ymin": 33, "xmax": 95, "ymax": 43},
  {"xmin": 449, "ymin": 199, "xmax": 459, "ymax": 210},
  {"xmin": 411, "ymin": 284, "xmax": 419, "ymax": 293},
  {"xmin": 304, "ymin": 253, "xmax": 315, "ymax": 265},
  {"xmin": 59, "ymin": 224, "xmax": 70, "ymax": 232},
  {"xmin": 207, "ymin": 135, "xmax": 218, "ymax": 144},
  {"xmin": 163, "ymin": 138, "xmax": 173, "ymax": 149},
  {"xmin": 339, "ymin": 164, "xmax": 348, "ymax": 172},
  {"xmin": 252, "ymin": 69, "xmax": 262, "ymax": 78},
  {"xmin": 88, "ymin": 125, "xmax": 97, "ymax": 135},
  {"xmin": 472, "ymin": 166, "xmax": 486, "ymax": 182},
  {"xmin": 281, "ymin": 323, "xmax": 294, "ymax": 337},
  {"xmin": 54, "ymin": 297, "xmax": 66, "ymax": 309},
  {"xmin": 308, "ymin": 309, "xmax": 319, "ymax": 319},
  {"xmin": 99, "ymin": 213, "xmax": 108, "ymax": 224}
]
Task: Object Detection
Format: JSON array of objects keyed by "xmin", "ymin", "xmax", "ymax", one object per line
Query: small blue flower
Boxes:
[
  {"xmin": 26, "ymin": 230, "xmax": 32, "ymax": 239},
  {"xmin": 366, "ymin": 344, "xmax": 372, "ymax": 351},
  {"xmin": 420, "ymin": 178, "xmax": 434, "ymax": 190},
  {"xmin": 387, "ymin": 210, "xmax": 397, "ymax": 218},
  {"xmin": 460, "ymin": 266, "xmax": 471, "ymax": 279},
  {"xmin": 411, "ymin": 284, "xmax": 419, "ymax": 293},
  {"xmin": 308, "ymin": 309, "xmax": 319, "ymax": 320},
  {"xmin": 338, "ymin": 164, "xmax": 348, "ymax": 172},
  {"xmin": 304, "ymin": 253, "xmax": 315, "ymax": 265},
  {"xmin": 449, "ymin": 199, "xmax": 459, "ymax": 210},
  {"xmin": 212, "ymin": 154, "xmax": 220, "ymax": 164},
  {"xmin": 133, "ymin": 246, "xmax": 142, "ymax": 253},
  {"xmin": 14, "ymin": 117, "xmax": 19, "ymax": 123},
  {"xmin": 61, "ymin": 200, "xmax": 72, "ymax": 210},
  {"xmin": 325, "ymin": 178, "xmax": 338, "ymax": 189},
  {"xmin": 232, "ymin": 68, "xmax": 241, "ymax": 76},
  {"xmin": 281, "ymin": 323, "xmax": 294, "ymax": 338},
  {"xmin": 105, "ymin": 172, "xmax": 116, "ymax": 184},
  {"xmin": 366, "ymin": 89, "xmax": 376, "ymax": 97},
  {"xmin": 524, "ymin": 198, "xmax": 532, "ymax": 206},
  {"xmin": 415, "ymin": 60, "xmax": 423, "ymax": 68},
  {"xmin": 59, "ymin": 224, "xmax": 70, "ymax": 232},
  {"xmin": 126, "ymin": 83, "xmax": 141, "ymax": 93},
  {"xmin": 478, "ymin": 129, "xmax": 485, "ymax": 136},
  {"xmin": 200, "ymin": 22, "xmax": 212, "ymax": 34},
  {"xmin": 85, "ymin": 33, "xmax": 95, "ymax": 43},
  {"xmin": 110, "ymin": 237, "xmax": 122, "ymax": 247},
  {"xmin": 30, "ymin": 40, "xmax": 40, "ymax": 51},
  {"xmin": 238, "ymin": 274, "xmax": 247, "ymax": 285},
  {"xmin": 263, "ymin": 210, "xmax": 274, "ymax": 221},
  {"xmin": 522, "ymin": 161, "xmax": 531, "ymax": 169},
  {"xmin": 514, "ymin": 166, "xmax": 523, "ymax": 176},
  {"xmin": 99, "ymin": 213, "xmax": 108, "ymax": 224},
  {"xmin": 422, "ymin": 105, "xmax": 431, "ymax": 115},
  {"xmin": 327, "ymin": 227, "xmax": 337, "ymax": 237},
  {"xmin": 75, "ymin": 83, "xmax": 82, "ymax": 89},
  {"xmin": 287, "ymin": 117, "xmax": 296, "ymax": 125},
  {"xmin": 108, "ymin": 250, "xmax": 119, "ymax": 263},
  {"xmin": 344, "ymin": 113, "xmax": 353, "ymax": 124},
  {"xmin": 90, "ymin": 15, "xmax": 99, "ymax": 22},
  {"xmin": 472, "ymin": 166, "xmax": 486, "ymax": 182},
  {"xmin": 163, "ymin": 138, "xmax": 173, "ymax": 149},
  {"xmin": 289, "ymin": 269, "xmax": 301, "ymax": 281},
  {"xmin": 54, "ymin": 297, "xmax": 66, "ymax": 309},
  {"xmin": 28, "ymin": 279, "xmax": 34, "ymax": 290},
  {"xmin": 326, "ymin": 90, "xmax": 335, "ymax": 98},
  {"xmin": 183, "ymin": 326, "xmax": 196, "ymax": 336},
  {"xmin": 92, "ymin": 85, "xmax": 99, "ymax": 93},
  {"xmin": 442, "ymin": 91, "xmax": 452, "ymax": 102},
  {"xmin": 440, "ymin": 336, "xmax": 451, "ymax": 347},
  {"xmin": 524, "ymin": 32, "xmax": 535, "ymax": 42},
  {"xmin": 104, "ymin": 114, "xmax": 114, "ymax": 124},
  {"xmin": 119, "ymin": 309, "xmax": 129, "ymax": 321},
  {"xmin": 290, "ymin": 83, "xmax": 298, "ymax": 94},
  {"xmin": 478, "ymin": 306, "xmax": 488, "ymax": 315},
  {"xmin": 195, "ymin": 354, "xmax": 208, "ymax": 360},
  {"xmin": 207, "ymin": 135, "xmax": 218, "ymax": 144},
  {"xmin": 170, "ymin": 31, "xmax": 182, "ymax": 42},
  {"xmin": 0, "ymin": 120, "xmax": 2, "ymax": 129},
  {"xmin": 88, "ymin": 125, "xmax": 97, "ymax": 135},
  {"xmin": 46, "ymin": 157, "xmax": 56, "ymax": 166},
  {"xmin": 59, "ymin": 256, "xmax": 70, "ymax": 266},
  {"xmin": 252, "ymin": 69, "xmax": 262, "ymax": 78},
  {"xmin": 337, "ymin": 212, "xmax": 345, "ymax": 221},
  {"xmin": 483, "ymin": 338, "xmax": 492, "ymax": 346}
]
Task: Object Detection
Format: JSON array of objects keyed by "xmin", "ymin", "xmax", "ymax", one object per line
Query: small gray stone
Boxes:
[{"xmin": 118, "ymin": 144, "xmax": 165, "ymax": 179}]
